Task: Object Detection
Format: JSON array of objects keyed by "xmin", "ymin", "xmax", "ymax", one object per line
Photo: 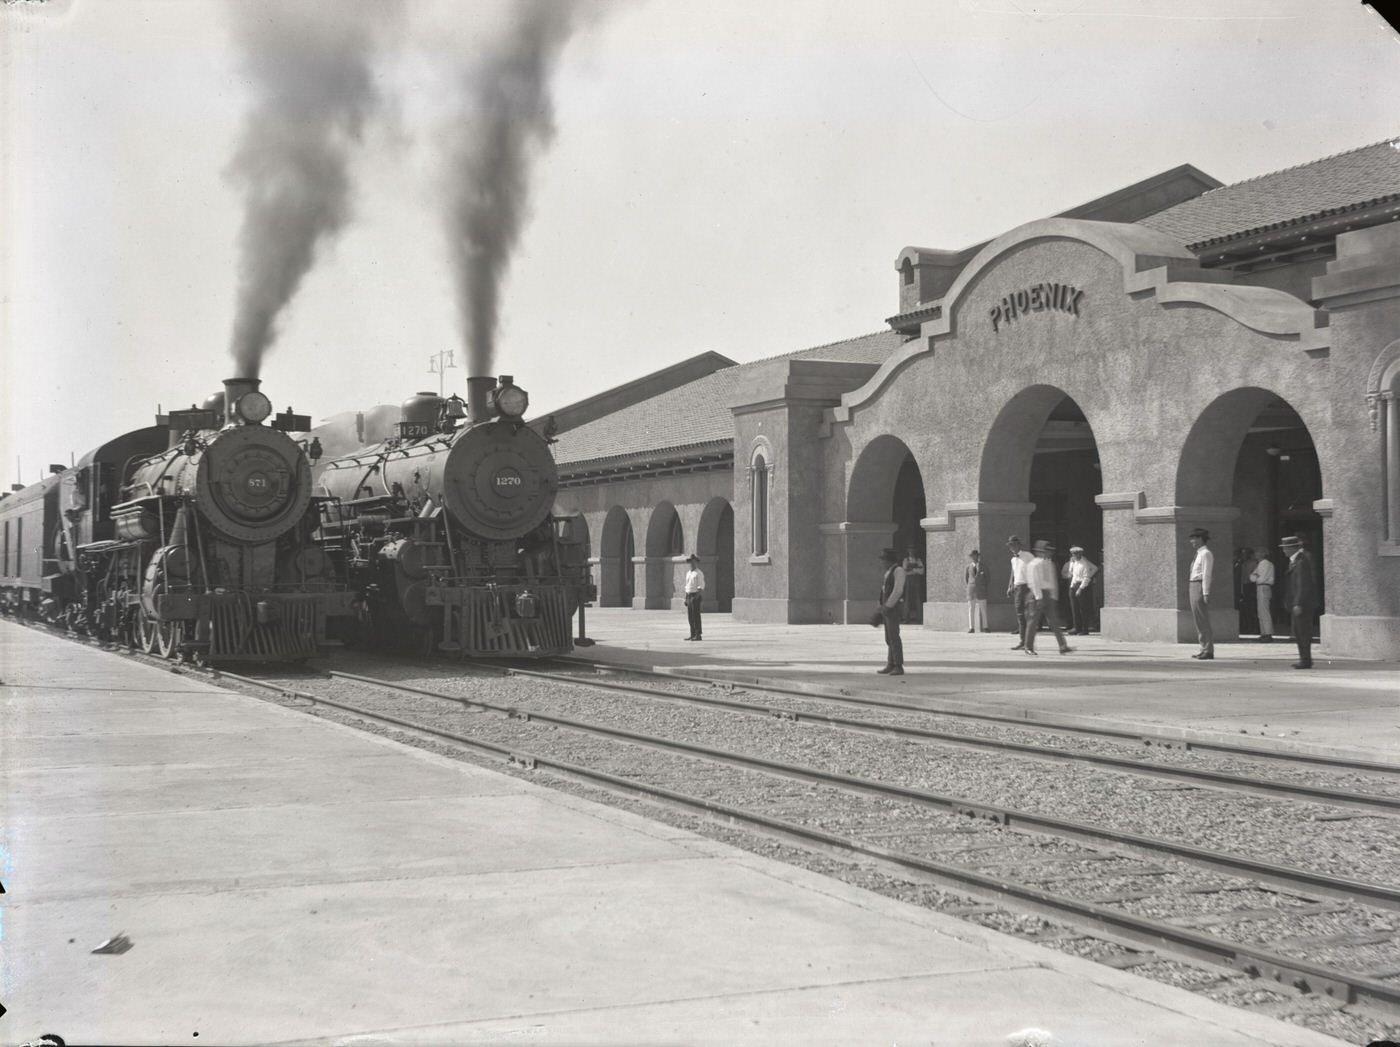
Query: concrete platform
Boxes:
[
  {"xmin": 571, "ymin": 607, "xmax": 1400, "ymax": 765},
  {"xmin": 0, "ymin": 618, "xmax": 1373, "ymax": 1046}
]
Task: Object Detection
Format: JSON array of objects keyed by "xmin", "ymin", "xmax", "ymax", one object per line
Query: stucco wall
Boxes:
[{"xmin": 818, "ymin": 220, "xmax": 1355, "ymax": 645}]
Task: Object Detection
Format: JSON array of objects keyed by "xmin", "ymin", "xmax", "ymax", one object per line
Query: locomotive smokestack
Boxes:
[
  {"xmin": 224, "ymin": 377, "xmax": 262, "ymax": 406},
  {"xmin": 466, "ymin": 376, "xmax": 497, "ymax": 424}
]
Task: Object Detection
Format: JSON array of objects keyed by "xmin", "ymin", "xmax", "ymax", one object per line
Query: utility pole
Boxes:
[{"xmin": 428, "ymin": 350, "xmax": 457, "ymax": 397}]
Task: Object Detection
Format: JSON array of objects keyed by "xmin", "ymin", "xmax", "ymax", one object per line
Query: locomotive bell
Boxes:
[{"xmin": 203, "ymin": 391, "xmax": 226, "ymax": 427}]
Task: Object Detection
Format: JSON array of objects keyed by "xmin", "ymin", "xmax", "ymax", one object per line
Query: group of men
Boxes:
[
  {"xmin": 1187, "ymin": 528, "xmax": 1318, "ymax": 669},
  {"xmin": 869, "ymin": 529, "xmax": 1320, "ymax": 674}
]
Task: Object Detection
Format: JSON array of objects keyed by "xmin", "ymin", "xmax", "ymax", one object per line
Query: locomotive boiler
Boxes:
[
  {"xmin": 0, "ymin": 377, "xmax": 354, "ymax": 663},
  {"xmin": 315, "ymin": 375, "xmax": 592, "ymax": 658}
]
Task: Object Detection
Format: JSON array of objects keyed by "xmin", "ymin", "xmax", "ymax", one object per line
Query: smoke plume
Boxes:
[
  {"xmin": 225, "ymin": 0, "xmax": 402, "ymax": 379},
  {"xmin": 444, "ymin": 0, "xmax": 595, "ymax": 379}
]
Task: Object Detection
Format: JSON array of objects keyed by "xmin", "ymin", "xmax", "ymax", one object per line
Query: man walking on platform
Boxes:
[
  {"xmin": 1024, "ymin": 540, "xmax": 1072, "ymax": 656},
  {"xmin": 1006, "ymin": 536, "xmax": 1035, "ymax": 650}
]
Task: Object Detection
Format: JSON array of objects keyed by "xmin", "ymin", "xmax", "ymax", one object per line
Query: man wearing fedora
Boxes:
[
  {"xmin": 1187, "ymin": 527, "xmax": 1215, "ymax": 659},
  {"xmin": 1024, "ymin": 539, "xmax": 1072, "ymax": 655},
  {"xmin": 1280, "ymin": 535, "xmax": 1318, "ymax": 669},
  {"xmin": 877, "ymin": 547, "xmax": 907, "ymax": 675},
  {"xmin": 682, "ymin": 554, "xmax": 705, "ymax": 641}
]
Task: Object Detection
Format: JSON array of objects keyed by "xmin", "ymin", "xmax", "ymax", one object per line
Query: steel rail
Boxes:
[
  {"xmin": 319, "ymin": 667, "xmax": 1400, "ymax": 914},
  {"xmin": 486, "ymin": 662, "xmax": 1400, "ymax": 817},
  {"xmin": 220, "ymin": 666, "xmax": 1400, "ymax": 1019},
  {"xmin": 551, "ymin": 657, "xmax": 1400, "ymax": 775}
]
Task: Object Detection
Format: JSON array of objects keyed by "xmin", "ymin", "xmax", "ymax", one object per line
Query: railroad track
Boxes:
[{"xmin": 217, "ymin": 657, "xmax": 1400, "ymax": 1033}]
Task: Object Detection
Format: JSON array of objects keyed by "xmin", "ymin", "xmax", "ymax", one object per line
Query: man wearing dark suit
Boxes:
[{"xmin": 1280, "ymin": 535, "xmax": 1318, "ymax": 669}]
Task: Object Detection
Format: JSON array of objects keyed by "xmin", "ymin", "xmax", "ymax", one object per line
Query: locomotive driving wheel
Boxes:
[
  {"xmin": 136, "ymin": 607, "xmax": 160, "ymax": 654},
  {"xmin": 156, "ymin": 618, "xmax": 179, "ymax": 659}
]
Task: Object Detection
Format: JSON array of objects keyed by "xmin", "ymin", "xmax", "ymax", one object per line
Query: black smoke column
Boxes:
[
  {"xmin": 443, "ymin": 0, "xmax": 597, "ymax": 381},
  {"xmin": 225, "ymin": 0, "xmax": 403, "ymax": 379}
]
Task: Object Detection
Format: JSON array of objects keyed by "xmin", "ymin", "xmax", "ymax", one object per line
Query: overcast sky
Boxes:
[{"xmin": 3, "ymin": 0, "xmax": 1399, "ymax": 483}]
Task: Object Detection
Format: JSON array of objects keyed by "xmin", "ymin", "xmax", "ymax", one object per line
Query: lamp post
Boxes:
[{"xmin": 428, "ymin": 350, "xmax": 457, "ymax": 397}]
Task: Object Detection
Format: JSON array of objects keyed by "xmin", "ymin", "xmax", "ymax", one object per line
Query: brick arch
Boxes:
[
  {"xmin": 1176, "ymin": 388, "xmax": 1319, "ymax": 507},
  {"xmin": 847, "ymin": 435, "xmax": 918, "ymax": 522},
  {"xmin": 697, "ymin": 497, "xmax": 735, "ymax": 612},
  {"xmin": 978, "ymin": 384, "xmax": 1073, "ymax": 505},
  {"xmin": 598, "ymin": 505, "xmax": 635, "ymax": 608}
]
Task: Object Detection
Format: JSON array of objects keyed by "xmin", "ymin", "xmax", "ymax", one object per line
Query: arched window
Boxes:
[
  {"xmin": 751, "ymin": 454, "xmax": 769, "ymax": 557},
  {"xmin": 1367, "ymin": 342, "xmax": 1400, "ymax": 549},
  {"xmin": 667, "ymin": 512, "xmax": 684, "ymax": 556}
]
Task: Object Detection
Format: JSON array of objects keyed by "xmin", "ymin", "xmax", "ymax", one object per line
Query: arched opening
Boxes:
[
  {"xmin": 982, "ymin": 386, "xmax": 1103, "ymax": 629},
  {"xmin": 698, "ymin": 498, "xmax": 735, "ymax": 612},
  {"xmin": 846, "ymin": 435, "xmax": 926, "ymax": 622},
  {"xmin": 644, "ymin": 502, "xmax": 681, "ymax": 609},
  {"xmin": 1179, "ymin": 389, "xmax": 1324, "ymax": 640},
  {"xmin": 599, "ymin": 506, "xmax": 635, "ymax": 608}
]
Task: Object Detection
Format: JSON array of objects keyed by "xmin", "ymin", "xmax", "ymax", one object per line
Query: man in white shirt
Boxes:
[
  {"xmin": 1187, "ymin": 527, "xmax": 1214, "ymax": 659},
  {"xmin": 1249, "ymin": 551, "xmax": 1275, "ymax": 643},
  {"xmin": 1024, "ymin": 540, "xmax": 1072, "ymax": 655},
  {"xmin": 683, "ymin": 554, "xmax": 705, "ymax": 641},
  {"xmin": 1005, "ymin": 535, "xmax": 1036, "ymax": 651},
  {"xmin": 1063, "ymin": 546, "xmax": 1099, "ymax": 636}
]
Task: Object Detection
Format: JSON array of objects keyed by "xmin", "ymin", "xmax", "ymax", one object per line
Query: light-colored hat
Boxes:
[
  {"xmin": 1069, "ymin": 545, "xmax": 1084, "ymax": 553},
  {"xmin": 1033, "ymin": 539, "xmax": 1055, "ymax": 554},
  {"xmin": 1279, "ymin": 536, "xmax": 1303, "ymax": 548}
]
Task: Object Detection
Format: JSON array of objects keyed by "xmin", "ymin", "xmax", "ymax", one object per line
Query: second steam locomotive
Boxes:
[{"xmin": 316, "ymin": 375, "xmax": 593, "ymax": 658}]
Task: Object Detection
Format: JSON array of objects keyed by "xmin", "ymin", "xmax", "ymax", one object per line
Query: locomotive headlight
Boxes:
[
  {"xmin": 234, "ymin": 391, "xmax": 273, "ymax": 424},
  {"xmin": 493, "ymin": 383, "xmax": 529, "ymax": 419}
]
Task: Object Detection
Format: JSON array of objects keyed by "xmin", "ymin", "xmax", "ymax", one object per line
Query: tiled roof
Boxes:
[
  {"xmin": 552, "ymin": 330, "xmax": 905, "ymax": 468},
  {"xmin": 1140, "ymin": 137, "xmax": 1400, "ymax": 247}
]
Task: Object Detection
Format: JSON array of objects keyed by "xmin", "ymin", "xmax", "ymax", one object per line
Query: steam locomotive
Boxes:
[
  {"xmin": 314, "ymin": 374, "xmax": 593, "ymax": 658},
  {"xmin": 0, "ymin": 378, "xmax": 355, "ymax": 663}
]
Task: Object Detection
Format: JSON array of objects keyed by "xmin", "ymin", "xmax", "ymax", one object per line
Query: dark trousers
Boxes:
[
  {"xmin": 1290, "ymin": 607, "xmax": 1313, "ymax": 666},
  {"xmin": 685, "ymin": 592, "xmax": 703, "ymax": 638},
  {"xmin": 1070, "ymin": 588, "xmax": 1093, "ymax": 634},
  {"xmin": 883, "ymin": 611, "xmax": 903, "ymax": 669},
  {"xmin": 1012, "ymin": 584, "xmax": 1032, "ymax": 643},
  {"xmin": 1025, "ymin": 590, "xmax": 1069, "ymax": 652},
  {"xmin": 1190, "ymin": 580, "xmax": 1213, "ymax": 655}
]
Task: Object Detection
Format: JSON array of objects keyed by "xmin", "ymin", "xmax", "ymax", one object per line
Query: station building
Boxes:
[{"xmin": 544, "ymin": 138, "xmax": 1400, "ymax": 660}]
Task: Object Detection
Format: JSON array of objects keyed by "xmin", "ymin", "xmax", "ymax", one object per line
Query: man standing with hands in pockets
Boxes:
[{"xmin": 683, "ymin": 554, "xmax": 705, "ymax": 641}]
